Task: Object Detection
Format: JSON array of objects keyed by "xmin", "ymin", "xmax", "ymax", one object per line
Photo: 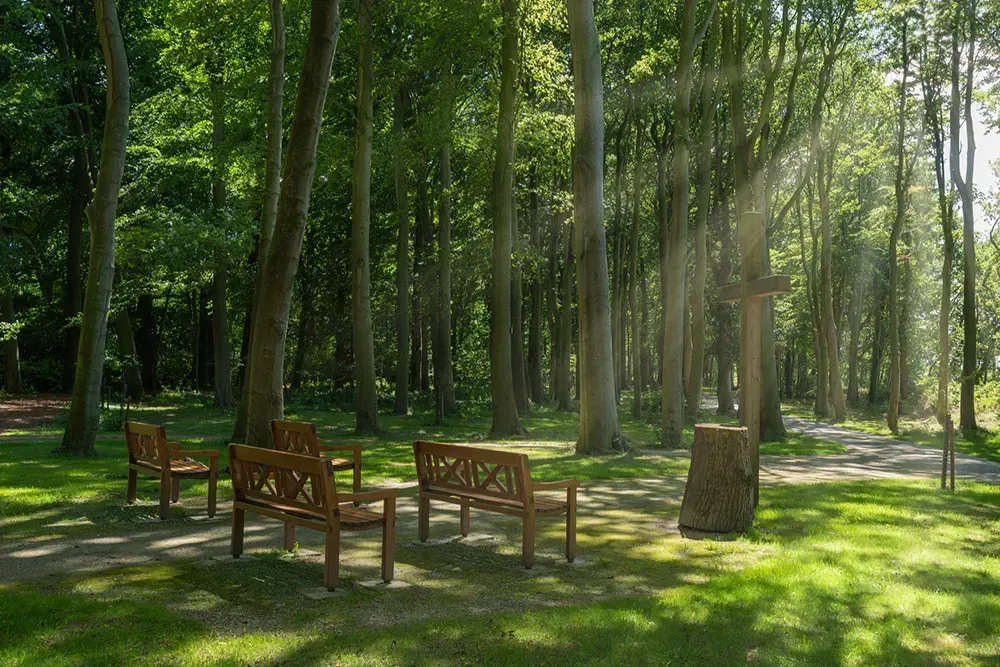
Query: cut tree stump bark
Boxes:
[{"xmin": 679, "ymin": 424, "xmax": 755, "ymax": 534}]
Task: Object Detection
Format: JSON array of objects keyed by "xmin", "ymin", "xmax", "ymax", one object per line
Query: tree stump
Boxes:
[{"xmin": 679, "ymin": 424, "xmax": 755, "ymax": 534}]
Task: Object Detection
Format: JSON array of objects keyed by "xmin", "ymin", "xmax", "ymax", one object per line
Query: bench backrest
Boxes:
[
  {"xmin": 271, "ymin": 420, "xmax": 321, "ymax": 456},
  {"xmin": 413, "ymin": 441, "xmax": 532, "ymax": 504},
  {"xmin": 125, "ymin": 421, "xmax": 170, "ymax": 466},
  {"xmin": 228, "ymin": 444, "xmax": 336, "ymax": 523}
]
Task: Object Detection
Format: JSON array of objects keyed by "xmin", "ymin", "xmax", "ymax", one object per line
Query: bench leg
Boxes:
[
  {"xmin": 566, "ymin": 487, "xmax": 577, "ymax": 563},
  {"xmin": 382, "ymin": 498, "xmax": 396, "ymax": 583},
  {"xmin": 353, "ymin": 461, "xmax": 362, "ymax": 506},
  {"xmin": 324, "ymin": 526, "xmax": 340, "ymax": 591},
  {"xmin": 460, "ymin": 501, "xmax": 470, "ymax": 537},
  {"xmin": 283, "ymin": 522, "xmax": 296, "ymax": 552},
  {"xmin": 208, "ymin": 460, "xmax": 218, "ymax": 518},
  {"xmin": 170, "ymin": 477, "xmax": 180, "ymax": 503},
  {"xmin": 522, "ymin": 512, "xmax": 535, "ymax": 569},
  {"xmin": 418, "ymin": 495, "xmax": 430, "ymax": 542},
  {"xmin": 231, "ymin": 507, "xmax": 245, "ymax": 558},
  {"xmin": 159, "ymin": 474, "xmax": 171, "ymax": 520},
  {"xmin": 126, "ymin": 468, "xmax": 137, "ymax": 504}
]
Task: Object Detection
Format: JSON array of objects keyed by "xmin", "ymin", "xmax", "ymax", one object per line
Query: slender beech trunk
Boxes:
[
  {"xmin": 490, "ymin": 0, "xmax": 523, "ymax": 435},
  {"xmin": 511, "ymin": 189, "xmax": 530, "ymax": 415},
  {"xmin": 846, "ymin": 278, "xmax": 863, "ymax": 406},
  {"xmin": 64, "ymin": 155, "xmax": 87, "ymax": 391},
  {"xmin": 555, "ymin": 200, "xmax": 573, "ymax": 410},
  {"xmin": 951, "ymin": 0, "xmax": 977, "ymax": 430},
  {"xmin": 887, "ymin": 15, "xmax": 910, "ymax": 434},
  {"xmin": 232, "ymin": 0, "xmax": 284, "ymax": 441},
  {"xmin": 393, "ymin": 90, "xmax": 409, "ymax": 415},
  {"xmin": 869, "ymin": 275, "xmax": 884, "ymax": 403},
  {"xmin": 113, "ymin": 307, "xmax": 144, "ymax": 400},
  {"xmin": 351, "ymin": 0, "xmax": 378, "ymax": 433},
  {"xmin": 687, "ymin": 23, "xmax": 717, "ymax": 418},
  {"xmin": 527, "ymin": 164, "xmax": 544, "ymax": 403},
  {"xmin": 209, "ymin": 58, "xmax": 234, "ymax": 409},
  {"xmin": 244, "ymin": 0, "xmax": 341, "ymax": 448},
  {"xmin": 437, "ymin": 139, "xmax": 456, "ymax": 414},
  {"xmin": 629, "ymin": 116, "xmax": 643, "ymax": 418},
  {"xmin": 2, "ymin": 290, "xmax": 23, "ymax": 393},
  {"xmin": 818, "ymin": 152, "xmax": 846, "ymax": 421},
  {"xmin": 547, "ymin": 182, "xmax": 562, "ymax": 399},
  {"xmin": 662, "ymin": 0, "xmax": 698, "ymax": 446},
  {"xmin": 569, "ymin": 0, "xmax": 620, "ymax": 453},
  {"xmin": 411, "ymin": 182, "xmax": 425, "ymax": 390},
  {"xmin": 59, "ymin": 0, "xmax": 129, "ymax": 455}
]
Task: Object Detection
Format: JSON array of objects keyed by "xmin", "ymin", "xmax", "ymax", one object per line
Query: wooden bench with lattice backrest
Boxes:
[
  {"xmin": 413, "ymin": 441, "xmax": 578, "ymax": 568},
  {"xmin": 270, "ymin": 420, "xmax": 364, "ymax": 550},
  {"xmin": 228, "ymin": 444, "xmax": 398, "ymax": 591},
  {"xmin": 124, "ymin": 421, "xmax": 218, "ymax": 520}
]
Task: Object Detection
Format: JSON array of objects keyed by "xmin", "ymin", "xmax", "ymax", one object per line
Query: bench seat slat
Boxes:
[{"xmin": 130, "ymin": 459, "xmax": 211, "ymax": 479}]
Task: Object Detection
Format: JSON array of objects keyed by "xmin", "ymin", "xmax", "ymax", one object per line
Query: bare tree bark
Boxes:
[
  {"xmin": 951, "ymin": 0, "xmax": 977, "ymax": 431},
  {"xmin": 233, "ymin": 0, "xmax": 284, "ymax": 441},
  {"xmin": 59, "ymin": 0, "xmax": 130, "ymax": 455},
  {"xmin": 818, "ymin": 151, "xmax": 846, "ymax": 421},
  {"xmin": 512, "ymin": 189, "xmax": 530, "ymax": 415},
  {"xmin": 436, "ymin": 139, "xmax": 456, "ymax": 414},
  {"xmin": 393, "ymin": 89, "xmax": 410, "ymax": 416},
  {"xmin": 527, "ymin": 163, "xmax": 544, "ymax": 403},
  {"xmin": 351, "ymin": 0, "xmax": 378, "ymax": 433},
  {"xmin": 244, "ymin": 0, "xmax": 342, "ymax": 448},
  {"xmin": 490, "ymin": 0, "xmax": 523, "ymax": 435},
  {"xmin": 113, "ymin": 307, "xmax": 144, "ymax": 400},
  {"xmin": 569, "ymin": 0, "xmax": 620, "ymax": 453},
  {"xmin": 629, "ymin": 115, "xmax": 643, "ymax": 418}
]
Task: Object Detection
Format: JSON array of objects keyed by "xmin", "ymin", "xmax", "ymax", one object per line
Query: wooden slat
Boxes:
[
  {"xmin": 718, "ymin": 275, "xmax": 791, "ymax": 302},
  {"xmin": 234, "ymin": 500, "xmax": 330, "ymax": 532},
  {"xmin": 414, "ymin": 440, "xmax": 525, "ymax": 466},
  {"xmin": 229, "ymin": 444, "xmax": 325, "ymax": 475}
]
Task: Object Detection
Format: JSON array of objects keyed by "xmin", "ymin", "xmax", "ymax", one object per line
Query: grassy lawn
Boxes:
[
  {"xmin": 1, "ymin": 479, "xmax": 997, "ymax": 665},
  {"xmin": 783, "ymin": 399, "xmax": 1000, "ymax": 464},
  {"xmin": 0, "ymin": 393, "xmax": 847, "ymax": 540}
]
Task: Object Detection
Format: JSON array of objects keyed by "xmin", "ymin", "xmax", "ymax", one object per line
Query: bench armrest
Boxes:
[
  {"xmin": 318, "ymin": 444, "xmax": 362, "ymax": 459},
  {"xmin": 171, "ymin": 448, "xmax": 220, "ymax": 459},
  {"xmin": 339, "ymin": 488, "xmax": 400, "ymax": 504},
  {"xmin": 532, "ymin": 479, "xmax": 579, "ymax": 491}
]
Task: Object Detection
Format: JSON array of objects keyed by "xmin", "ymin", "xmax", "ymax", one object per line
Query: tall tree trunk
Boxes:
[
  {"xmin": 2, "ymin": 290, "xmax": 23, "ymax": 394},
  {"xmin": 900, "ymin": 230, "xmax": 912, "ymax": 402},
  {"xmin": 687, "ymin": 25, "xmax": 717, "ymax": 418},
  {"xmin": 198, "ymin": 288, "xmax": 213, "ymax": 390},
  {"xmin": 547, "ymin": 182, "xmax": 562, "ymax": 399},
  {"xmin": 411, "ymin": 190, "xmax": 424, "ymax": 391},
  {"xmin": 489, "ymin": 0, "xmax": 523, "ymax": 435},
  {"xmin": 511, "ymin": 189, "xmax": 530, "ymax": 415},
  {"xmin": 392, "ymin": 89, "xmax": 410, "ymax": 415},
  {"xmin": 113, "ymin": 307, "xmax": 144, "ymax": 400},
  {"xmin": 846, "ymin": 278, "xmax": 862, "ymax": 406},
  {"xmin": 290, "ymin": 233, "xmax": 318, "ymax": 390},
  {"xmin": 887, "ymin": 14, "xmax": 910, "ymax": 434},
  {"xmin": 233, "ymin": 0, "xmax": 284, "ymax": 441},
  {"xmin": 662, "ymin": 0, "xmax": 697, "ymax": 446},
  {"xmin": 436, "ymin": 139, "xmax": 456, "ymax": 414},
  {"xmin": 868, "ymin": 275, "xmax": 884, "ymax": 403},
  {"xmin": 64, "ymin": 154, "xmax": 87, "ymax": 391},
  {"xmin": 569, "ymin": 0, "xmax": 620, "ymax": 453},
  {"xmin": 210, "ymin": 57, "xmax": 234, "ymax": 409},
  {"xmin": 351, "ymin": 0, "xmax": 378, "ymax": 434},
  {"xmin": 527, "ymin": 163, "xmax": 544, "ymax": 403},
  {"xmin": 951, "ymin": 0, "xmax": 977, "ymax": 430},
  {"xmin": 59, "ymin": 0, "xmax": 129, "ymax": 455},
  {"xmin": 818, "ymin": 153, "xmax": 847, "ymax": 421},
  {"xmin": 555, "ymin": 199, "xmax": 573, "ymax": 410},
  {"xmin": 244, "ymin": 0, "xmax": 342, "ymax": 448},
  {"xmin": 629, "ymin": 117, "xmax": 643, "ymax": 417}
]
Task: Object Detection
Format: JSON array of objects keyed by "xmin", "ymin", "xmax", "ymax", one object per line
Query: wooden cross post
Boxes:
[{"xmin": 719, "ymin": 211, "xmax": 790, "ymax": 507}]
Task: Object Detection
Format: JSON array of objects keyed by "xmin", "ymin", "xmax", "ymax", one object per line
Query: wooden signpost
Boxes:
[{"xmin": 720, "ymin": 211, "xmax": 791, "ymax": 506}]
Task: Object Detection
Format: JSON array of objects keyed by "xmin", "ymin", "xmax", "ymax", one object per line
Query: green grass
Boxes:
[
  {"xmin": 2, "ymin": 479, "xmax": 998, "ymax": 665},
  {"xmin": 783, "ymin": 399, "xmax": 1000, "ymax": 464},
  {"xmin": 0, "ymin": 394, "xmax": 847, "ymax": 540}
]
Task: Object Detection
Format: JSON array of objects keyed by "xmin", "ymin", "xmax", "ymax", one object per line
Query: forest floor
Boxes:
[
  {"xmin": 2, "ymin": 394, "xmax": 999, "ymax": 664},
  {"xmin": 0, "ymin": 394, "xmax": 71, "ymax": 434}
]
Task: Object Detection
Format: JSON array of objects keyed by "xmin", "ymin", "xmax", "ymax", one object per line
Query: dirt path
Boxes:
[
  {"xmin": 0, "ymin": 395, "xmax": 69, "ymax": 434},
  {"xmin": 699, "ymin": 397, "xmax": 1000, "ymax": 485}
]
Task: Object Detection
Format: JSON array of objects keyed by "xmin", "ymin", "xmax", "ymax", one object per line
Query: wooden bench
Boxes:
[
  {"xmin": 413, "ymin": 441, "xmax": 578, "ymax": 568},
  {"xmin": 271, "ymin": 419, "xmax": 364, "ymax": 550},
  {"xmin": 228, "ymin": 444, "xmax": 398, "ymax": 590},
  {"xmin": 125, "ymin": 421, "xmax": 218, "ymax": 520}
]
